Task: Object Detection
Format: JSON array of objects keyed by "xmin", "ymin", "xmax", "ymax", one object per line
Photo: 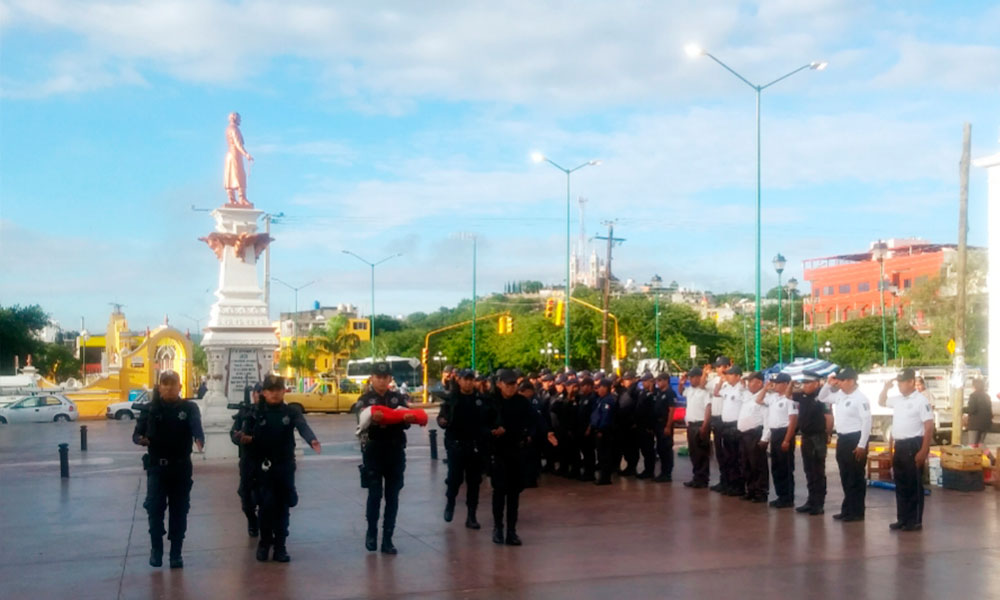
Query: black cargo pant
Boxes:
[
  {"xmin": 615, "ymin": 425, "xmax": 639, "ymax": 474},
  {"xmin": 835, "ymin": 431, "xmax": 867, "ymax": 518},
  {"xmin": 710, "ymin": 416, "xmax": 726, "ymax": 488},
  {"xmin": 687, "ymin": 422, "xmax": 711, "ymax": 485},
  {"xmin": 491, "ymin": 448, "xmax": 526, "ymax": 532},
  {"xmin": 655, "ymin": 424, "xmax": 674, "ymax": 479},
  {"xmin": 363, "ymin": 442, "xmax": 406, "ymax": 536},
  {"xmin": 238, "ymin": 455, "xmax": 258, "ymax": 526},
  {"xmin": 638, "ymin": 428, "xmax": 656, "ymax": 476},
  {"xmin": 579, "ymin": 430, "xmax": 596, "ymax": 480},
  {"xmin": 596, "ymin": 431, "xmax": 616, "ymax": 483},
  {"xmin": 892, "ymin": 436, "xmax": 925, "ymax": 527},
  {"xmin": 721, "ymin": 421, "xmax": 744, "ymax": 493},
  {"xmin": 800, "ymin": 432, "xmax": 828, "ymax": 509},
  {"xmin": 445, "ymin": 438, "xmax": 483, "ymax": 512},
  {"xmin": 256, "ymin": 460, "xmax": 297, "ymax": 545},
  {"xmin": 556, "ymin": 431, "xmax": 580, "ymax": 477},
  {"xmin": 144, "ymin": 457, "xmax": 193, "ymax": 544},
  {"xmin": 768, "ymin": 428, "xmax": 795, "ymax": 504},
  {"xmin": 739, "ymin": 427, "xmax": 768, "ymax": 500}
]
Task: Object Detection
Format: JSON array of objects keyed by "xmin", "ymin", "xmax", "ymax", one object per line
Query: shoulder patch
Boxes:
[
  {"xmin": 925, "ymin": 404, "xmax": 931, "ymax": 412},
  {"xmin": 282, "ymin": 415, "xmax": 291, "ymax": 425},
  {"xmin": 178, "ymin": 411, "xmax": 188, "ymax": 421}
]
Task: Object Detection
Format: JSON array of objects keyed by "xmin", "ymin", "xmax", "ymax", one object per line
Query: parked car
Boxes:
[
  {"xmin": 105, "ymin": 390, "xmax": 150, "ymax": 420},
  {"xmin": 0, "ymin": 394, "xmax": 78, "ymax": 424}
]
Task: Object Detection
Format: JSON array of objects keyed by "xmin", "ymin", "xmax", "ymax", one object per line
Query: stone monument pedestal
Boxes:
[
  {"xmin": 973, "ymin": 146, "xmax": 1000, "ymax": 401},
  {"xmin": 198, "ymin": 207, "xmax": 276, "ymax": 459}
]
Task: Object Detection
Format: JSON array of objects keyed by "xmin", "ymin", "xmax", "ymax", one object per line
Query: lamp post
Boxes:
[
  {"xmin": 343, "ymin": 251, "xmax": 403, "ymax": 362},
  {"xmin": 773, "ymin": 253, "xmax": 786, "ymax": 364},
  {"xmin": 271, "ymin": 277, "xmax": 316, "ymax": 338},
  {"xmin": 532, "ymin": 152, "xmax": 600, "ymax": 369},
  {"xmin": 812, "ymin": 305, "xmax": 819, "ymax": 358},
  {"xmin": 650, "ymin": 274, "xmax": 663, "ymax": 359},
  {"xmin": 631, "ymin": 341, "xmax": 648, "ymax": 369},
  {"xmin": 457, "ymin": 233, "xmax": 479, "ymax": 370},
  {"xmin": 889, "ymin": 286, "xmax": 899, "ymax": 360},
  {"xmin": 820, "ymin": 340, "xmax": 832, "ymax": 360},
  {"xmin": 871, "ymin": 240, "xmax": 890, "ymax": 365},
  {"xmin": 685, "ymin": 43, "xmax": 826, "ymax": 370},
  {"xmin": 539, "ymin": 342, "xmax": 556, "ymax": 368},
  {"xmin": 433, "ymin": 351, "xmax": 447, "ymax": 379},
  {"xmin": 786, "ymin": 277, "xmax": 798, "ymax": 361}
]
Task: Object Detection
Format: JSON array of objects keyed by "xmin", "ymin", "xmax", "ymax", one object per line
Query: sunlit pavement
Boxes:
[{"xmin": 1, "ymin": 416, "xmax": 998, "ymax": 600}]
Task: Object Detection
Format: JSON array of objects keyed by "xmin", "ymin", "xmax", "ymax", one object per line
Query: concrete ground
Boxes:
[{"xmin": 1, "ymin": 415, "xmax": 998, "ymax": 600}]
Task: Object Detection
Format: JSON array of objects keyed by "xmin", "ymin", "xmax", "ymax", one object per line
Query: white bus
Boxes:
[{"xmin": 346, "ymin": 356, "xmax": 421, "ymax": 388}]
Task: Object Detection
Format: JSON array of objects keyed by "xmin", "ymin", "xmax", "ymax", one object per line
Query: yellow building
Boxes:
[{"xmin": 276, "ymin": 309, "xmax": 370, "ymax": 379}]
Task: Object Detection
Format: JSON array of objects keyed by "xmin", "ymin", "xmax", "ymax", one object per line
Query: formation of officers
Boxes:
[{"xmin": 132, "ymin": 357, "xmax": 935, "ymax": 568}]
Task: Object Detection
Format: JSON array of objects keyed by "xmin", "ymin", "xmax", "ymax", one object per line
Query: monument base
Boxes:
[{"xmin": 201, "ymin": 425, "xmax": 240, "ymax": 460}]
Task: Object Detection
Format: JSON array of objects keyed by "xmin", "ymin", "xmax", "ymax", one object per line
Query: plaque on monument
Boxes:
[{"xmin": 225, "ymin": 348, "xmax": 268, "ymax": 403}]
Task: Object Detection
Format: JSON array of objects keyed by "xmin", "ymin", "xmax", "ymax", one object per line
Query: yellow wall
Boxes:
[{"xmin": 278, "ymin": 317, "xmax": 369, "ymax": 379}]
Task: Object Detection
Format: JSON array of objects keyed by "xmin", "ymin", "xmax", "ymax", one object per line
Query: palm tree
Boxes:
[
  {"xmin": 312, "ymin": 315, "xmax": 361, "ymax": 384},
  {"xmin": 279, "ymin": 341, "xmax": 317, "ymax": 384}
]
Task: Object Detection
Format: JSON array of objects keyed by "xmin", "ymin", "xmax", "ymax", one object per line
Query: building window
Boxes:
[
  {"xmin": 857, "ymin": 282, "xmax": 870, "ymax": 292},
  {"xmin": 823, "ymin": 286, "xmax": 834, "ymax": 296},
  {"xmin": 813, "ymin": 288, "xmax": 821, "ymax": 298},
  {"xmin": 904, "ymin": 279, "xmax": 911, "ymax": 289},
  {"xmin": 838, "ymin": 284, "xmax": 851, "ymax": 294},
  {"xmin": 352, "ymin": 321, "xmax": 368, "ymax": 330}
]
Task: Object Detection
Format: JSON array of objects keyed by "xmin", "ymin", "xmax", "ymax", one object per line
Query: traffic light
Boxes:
[
  {"xmin": 505, "ymin": 315, "xmax": 513, "ymax": 334},
  {"xmin": 544, "ymin": 298, "xmax": 555, "ymax": 320},
  {"xmin": 553, "ymin": 300, "xmax": 564, "ymax": 326},
  {"xmin": 617, "ymin": 335, "xmax": 627, "ymax": 359},
  {"xmin": 498, "ymin": 316, "xmax": 505, "ymax": 334},
  {"xmin": 421, "ymin": 346, "xmax": 428, "ymax": 365}
]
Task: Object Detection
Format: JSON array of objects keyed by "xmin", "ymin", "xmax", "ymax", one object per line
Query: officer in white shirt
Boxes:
[
  {"xmin": 821, "ymin": 367, "xmax": 872, "ymax": 522},
  {"xmin": 707, "ymin": 356, "xmax": 730, "ymax": 492},
  {"xmin": 717, "ymin": 365, "xmax": 746, "ymax": 496},
  {"xmin": 736, "ymin": 371, "xmax": 769, "ymax": 502},
  {"xmin": 879, "ymin": 368, "xmax": 934, "ymax": 532},
  {"xmin": 757, "ymin": 373, "xmax": 798, "ymax": 508},
  {"xmin": 680, "ymin": 367, "xmax": 713, "ymax": 488}
]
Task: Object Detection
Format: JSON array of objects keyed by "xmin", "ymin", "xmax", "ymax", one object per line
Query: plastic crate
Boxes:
[{"xmin": 942, "ymin": 467, "xmax": 984, "ymax": 492}]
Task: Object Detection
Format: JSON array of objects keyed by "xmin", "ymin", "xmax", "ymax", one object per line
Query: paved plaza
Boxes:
[{"xmin": 1, "ymin": 415, "xmax": 998, "ymax": 600}]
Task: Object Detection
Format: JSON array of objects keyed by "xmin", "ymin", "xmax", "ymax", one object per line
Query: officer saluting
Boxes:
[
  {"xmin": 239, "ymin": 374, "xmax": 320, "ymax": 562},
  {"xmin": 681, "ymin": 368, "xmax": 713, "ymax": 488},
  {"xmin": 879, "ymin": 368, "xmax": 934, "ymax": 532},
  {"xmin": 358, "ymin": 361, "xmax": 416, "ymax": 554},
  {"xmin": 133, "ymin": 370, "xmax": 204, "ymax": 569},
  {"xmin": 821, "ymin": 368, "xmax": 872, "ymax": 522},
  {"xmin": 793, "ymin": 370, "xmax": 832, "ymax": 515},
  {"xmin": 438, "ymin": 368, "xmax": 492, "ymax": 529},
  {"xmin": 230, "ymin": 382, "xmax": 262, "ymax": 537}
]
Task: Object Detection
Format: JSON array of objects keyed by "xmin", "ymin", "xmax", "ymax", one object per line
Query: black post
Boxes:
[
  {"xmin": 80, "ymin": 425, "xmax": 88, "ymax": 452},
  {"xmin": 58, "ymin": 443, "xmax": 69, "ymax": 478},
  {"xmin": 429, "ymin": 429, "xmax": 438, "ymax": 461}
]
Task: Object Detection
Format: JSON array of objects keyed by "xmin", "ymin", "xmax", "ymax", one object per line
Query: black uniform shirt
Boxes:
[
  {"xmin": 652, "ymin": 386, "xmax": 677, "ymax": 427},
  {"xmin": 494, "ymin": 393, "xmax": 536, "ymax": 453},
  {"xmin": 133, "ymin": 399, "xmax": 204, "ymax": 460},
  {"xmin": 358, "ymin": 389, "xmax": 410, "ymax": 446},
  {"xmin": 794, "ymin": 390, "xmax": 829, "ymax": 435},
  {"xmin": 245, "ymin": 402, "xmax": 317, "ymax": 463},
  {"xmin": 439, "ymin": 390, "xmax": 491, "ymax": 443}
]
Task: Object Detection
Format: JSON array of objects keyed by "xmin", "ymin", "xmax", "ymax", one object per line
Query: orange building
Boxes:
[{"xmin": 802, "ymin": 239, "xmax": 953, "ymax": 329}]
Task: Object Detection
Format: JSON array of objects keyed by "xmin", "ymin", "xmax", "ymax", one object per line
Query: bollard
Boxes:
[
  {"xmin": 80, "ymin": 425, "xmax": 88, "ymax": 452},
  {"xmin": 58, "ymin": 443, "xmax": 69, "ymax": 478},
  {"xmin": 429, "ymin": 429, "xmax": 438, "ymax": 461}
]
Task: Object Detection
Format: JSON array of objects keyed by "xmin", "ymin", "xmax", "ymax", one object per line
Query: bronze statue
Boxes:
[{"xmin": 224, "ymin": 112, "xmax": 254, "ymax": 207}]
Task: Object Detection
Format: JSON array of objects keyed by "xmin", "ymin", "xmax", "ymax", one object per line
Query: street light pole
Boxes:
[
  {"xmin": 685, "ymin": 44, "xmax": 826, "ymax": 370},
  {"xmin": 271, "ymin": 277, "xmax": 316, "ymax": 337},
  {"xmin": 872, "ymin": 241, "xmax": 889, "ymax": 365},
  {"xmin": 651, "ymin": 274, "xmax": 663, "ymax": 359},
  {"xmin": 457, "ymin": 233, "xmax": 479, "ymax": 370},
  {"xmin": 787, "ymin": 277, "xmax": 798, "ymax": 361},
  {"xmin": 773, "ymin": 253, "xmax": 786, "ymax": 364},
  {"xmin": 533, "ymin": 153, "xmax": 600, "ymax": 370},
  {"xmin": 343, "ymin": 251, "xmax": 403, "ymax": 362}
]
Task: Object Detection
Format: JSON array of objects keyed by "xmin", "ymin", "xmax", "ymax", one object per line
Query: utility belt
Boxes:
[
  {"xmin": 142, "ymin": 454, "xmax": 190, "ymax": 470},
  {"xmin": 739, "ymin": 425, "xmax": 764, "ymax": 436}
]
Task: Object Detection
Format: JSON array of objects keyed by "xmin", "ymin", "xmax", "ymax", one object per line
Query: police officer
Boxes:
[
  {"xmin": 577, "ymin": 376, "xmax": 599, "ymax": 482},
  {"xmin": 718, "ymin": 366, "xmax": 745, "ymax": 496},
  {"xmin": 591, "ymin": 378, "xmax": 617, "ymax": 485},
  {"xmin": 793, "ymin": 370, "xmax": 832, "ymax": 515},
  {"xmin": 735, "ymin": 371, "xmax": 769, "ymax": 503},
  {"xmin": 615, "ymin": 372, "xmax": 640, "ymax": 477},
  {"xmin": 133, "ymin": 370, "xmax": 204, "ymax": 569},
  {"xmin": 231, "ymin": 382, "xmax": 261, "ymax": 537},
  {"xmin": 550, "ymin": 376, "xmax": 580, "ymax": 478},
  {"xmin": 821, "ymin": 368, "xmax": 872, "ymax": 522},
  {"xmin": 680, "ymin": 368, "xmax": 712, "ymax": 488},
  {"xmin": 358, "ymin": 362, "xmax": 415, "ymax": 554},
  {"xmin": 490, "ymin": 369, "xmax": 536, "ymax": 545},
  {"xmin": 757, "ymin": 373, "xmax": 797, "ymax": 508},
  {"xmin": 879, "ymin": 368, "xmax": 934, "ymax": 532},
  {"xmin": 635, "ymin": 373, "xmax": 658, "ymax": 479},
  {"xmin": 524, "ymin": 378, "xmax": 551, "ymax": 486},
  {"xmin": 239, "ymin": 374, "xmax": 321, "ymax": 562},
  {"xmin": 437, "ymin": 368, "xmax": 491, "ymax": 529},
  {"xmin": 707, "ymin": 357, "xmax": 731, "ymax": 492},
  {"xmin": 652, "ymin": 372, "xmax": 677, "ymax": 482}
]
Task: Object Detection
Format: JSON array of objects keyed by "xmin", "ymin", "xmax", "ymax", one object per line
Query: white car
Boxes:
[
  {"xmin": 0, "ymin": 394, "xmax": 79, "ymax": 424},
  {"xmin": 106, "ymin": 393, "xmax": 150, "ymax": 420}
]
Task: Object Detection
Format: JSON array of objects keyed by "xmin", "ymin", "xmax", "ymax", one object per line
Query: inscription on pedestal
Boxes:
[{"xmin": 225, "ymin": 348, "xmax": 267, "ymax": 402}]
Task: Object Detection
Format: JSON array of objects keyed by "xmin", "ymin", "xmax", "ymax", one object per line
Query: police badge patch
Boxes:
[
  {"xmin": 282, "ymin": 416, "xmax": 291, "ymax": 425},
  {"xmin": 475, "ymin": 399, "xmax": 482, "ymax": 407},
  {"xmin": 178, "ymin": 411, "xmax": 188, "ymax": 421}
]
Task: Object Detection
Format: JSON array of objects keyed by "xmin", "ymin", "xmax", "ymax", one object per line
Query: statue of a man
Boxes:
[{"xmin": 224, "ymin": 112, "xmax": 254, "ymax": 207}]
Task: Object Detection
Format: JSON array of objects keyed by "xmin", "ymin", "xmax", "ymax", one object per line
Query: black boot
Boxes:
[
  {"xmin": 256, "ymin": 540, "xmax": 270, "ymax": 562},
  {"xmin": 247, "ymin": 514, "xmax": 259, "ymax": 538},
  {"xmin": 492, "ymin": 526, "xmax": 504, "ymax": 544},
  {"xmin": 465, "ymin": 508, "xmax": 481, "ymax": 530},
  {"xmin": 505, "ymin": 530, "xmax": 522, "ymax": 546},
  {"xmin": 444, "ymin": 499, "xmax": 455, "ymax": 523},
  {"xmin": 168, "ymin": 540, "xmax": 183, "ymax": 569},
  {"xmin": 365, "ymin": 527, "xmax": 378, "ymax": 552},
  {"xmin": 380, "ymin": 529, "xmax": 397, "ymax": 555},
  {"xmin": 149, "ymin": 536, "xmax": 163, "ymax": 568},
  {"xmin": 272, "ymin": 539, "xmax": 290, "ymax": 563}
]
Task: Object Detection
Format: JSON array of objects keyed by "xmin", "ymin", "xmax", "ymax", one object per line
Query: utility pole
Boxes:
[
  {"xmin": 594, "ymin": 221, "xmax": 625, "ymax": 372},
  {"xmin": 951, "ymin": 123, "xmax": 971, "ymax": 445}
]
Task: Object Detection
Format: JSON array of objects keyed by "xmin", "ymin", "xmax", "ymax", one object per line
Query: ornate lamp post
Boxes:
[
  {"xmin": 871, "ymin": 241, "xmax": 890, "ymax": 365},
  {"xmin": 786, "ymin": 277, "xmax": 798, "ymax": 361},
  {"xmin": 773, "ymin": 253, "xmax": 787, "ymax": 364}
]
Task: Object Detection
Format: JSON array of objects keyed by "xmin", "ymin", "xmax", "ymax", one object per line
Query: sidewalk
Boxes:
[{"xmin": 1, "ymin": 417, "xmax": 998, "ymax": 599}]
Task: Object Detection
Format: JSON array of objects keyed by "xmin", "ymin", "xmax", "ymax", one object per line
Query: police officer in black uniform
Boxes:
[
  {"xmin": 358, "ymin": 361, "xmax": 416, "ymax": 554},
  {"xmin": 793, "ymin": 370, "xmax": 832, "ymax": 516},
  {"xmin": 550, "ymin": 376, "xmax": 580, "ymax": 478},
  {"xmin": 231, "ymin": 382, "xmax": 261, "ymax": 537},
  {"xmin": 133, "ymin": 370, "xmax": 204, "ymax": 569},
  {"xmin": 635, "ymin": 373, "xmax": 658, "ymax": 479},
  {"xmin": 490, "ymin": 369, "xmax": 536, "ymax": 545},
  {"xmin": 652, "ymin": 372, "xmax": 677, "ymax": 482},
  {"xmin": 615, "ymin": 372, "xmax": 640, "ymax": 477},
  {"xmin": 591, "ymin": 378, "xmax": 617, "ymax": 485},
  {"xmin": 239, "ymin": 374, "xmax": 320, "ymax": 562},
  {"xmin": 576, "ymin": 376, "xmax": 598, "ymax": 482},
  {"xmin": 437, "ymin": 368, "xmax": 491, "ymax": 529}
]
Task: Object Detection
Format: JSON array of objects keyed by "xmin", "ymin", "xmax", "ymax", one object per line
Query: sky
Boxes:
[{"xmin": 1, "ymin": 0, "xmax": 998, "ymax": 333}]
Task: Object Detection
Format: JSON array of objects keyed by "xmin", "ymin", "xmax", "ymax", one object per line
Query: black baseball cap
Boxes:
[
  {"xmin": 726, "ymin": 366, "xmax": 743, "ymax": 376},
  {"xmin": 596, "ymin": 377, "xmax": 613, "ymax": 390},
  {"xmin": 541, "ymin": 374, "xmax": 555, "ymax": 382},
  {"xmin": 622, "ymin": 371, "xmax": 637, "ymax": 380},
  {"xmin": 799, "ymin": 369, "xmax": 824, "ymax": 382},
  {"xmin": 714, "ymin": 356, "xmax": 732, "ymax": 367},
  {"xmin": 655, "ymin": 372, "xmax": 671, "ymax": 381},
  {"xmin": 371, "ymin": 362, "xmax": 392, "ymax": 377},
  {"xmin": 835, "ymin": 367, "xmax": 858, "ymax": 381},
  {"xmin": 580, "ymin": 376, "xmax": 594, "ymax": 387},
  {"xmin": 897, "ymin": 368, "xmax": 916, "ymax": 382},
  {"xmin": 517, "ymin": 380, "xmax": 535, "ymax": 392},
  {"xmin": 640, "ymin": 372, "xmax": 654, "ymax": 382},
  {"xmin": 496, "ymin": 369, "xmax": 518, "ymax": 384},
  {"xmin": 261, "ymin": 374, "xmax": 285, "ymax": 390},
  {"xmin": 457, "ymin": 368, "xmax": 476, "ymax": 379},
  {"xmin": 771, "ymin": 373, "xmax": 791, "ymax": 384},
  {"xmin": 746, "ymin": 371, "xmax": 765, "ymax": 382},
  {"xmin": 688, "ymin": 367, "xmax": 703, "ymax": 377}
]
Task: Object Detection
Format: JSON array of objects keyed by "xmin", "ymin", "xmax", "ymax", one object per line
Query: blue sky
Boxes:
[{"xmin": 1, "ymin": 0, "xmax": 998, "ymax": 332}]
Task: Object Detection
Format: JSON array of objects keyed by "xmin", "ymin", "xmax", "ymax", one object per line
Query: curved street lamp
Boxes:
[
  {"xmin": 786, "ymin": 277, "xmax": 798, "ymax": 360},
  {"xmin": 342, "ymin": 250, "xmax": 403, "ymax": 362},
  {"xmin": 871, "ymin": 240, "xmax": 890, "ymax": 365},
  {"xmin": 773, "ymin": 253, "xmax": 787, "ymax": 364}
]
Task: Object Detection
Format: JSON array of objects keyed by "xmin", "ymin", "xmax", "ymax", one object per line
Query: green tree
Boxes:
[
  {"xmin": 0, "ymin": 304, "xmax": 49, "ymax": 373},
  {"xmin": 312, "ymin": 315, "xmax": 361, "ymax": 380},
  {"xmin": 35, "ymin": 343, "xmax": 81, "ymax": 382},
  {"xmin": 279, "ymin": 341, "xmax": 317, "ymax": 381}
]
